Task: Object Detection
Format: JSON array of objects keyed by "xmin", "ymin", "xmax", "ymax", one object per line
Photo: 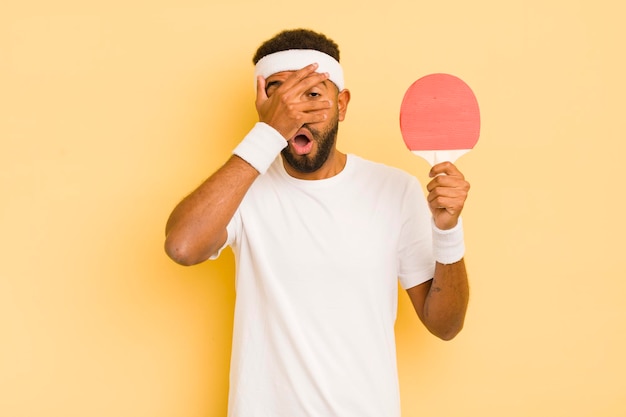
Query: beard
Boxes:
[{"xmin": 281, "ymin": 118, "xmax": 339, "ymax": 174}]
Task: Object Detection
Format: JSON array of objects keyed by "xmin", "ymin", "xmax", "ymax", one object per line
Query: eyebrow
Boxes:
[{"xmin": 266, "ymin": 80, "xmax": 282, "ymax": 91}]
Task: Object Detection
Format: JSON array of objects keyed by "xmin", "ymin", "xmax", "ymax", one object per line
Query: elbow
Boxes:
[
  {"xmin": 426, "ymin": 318, "xmax": 465, "ymax": 341},
  {"xmin": 164, "ymin": 234, "xmax": 206, "ymax": 266},
  {"xmin": 436, "ymin": 323, "xmax": 464, "ymax": 341},
  {"xmin": 164, "ymin": 225, "xmax": 225, "ymax": 266}
]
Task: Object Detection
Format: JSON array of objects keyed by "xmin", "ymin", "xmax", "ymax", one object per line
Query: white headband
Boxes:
[{"xmin": 254, "ymin": 49, "xmax": 345, "ymax": 91}]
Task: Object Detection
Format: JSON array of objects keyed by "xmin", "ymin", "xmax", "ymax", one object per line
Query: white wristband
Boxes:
[
  {"xmin": 432, "ymin": 217, "xmax": 465, "ymax": 265},
  {"xmin": 232, "ymin": 122, "xmax": 287, "ymax": 174}
]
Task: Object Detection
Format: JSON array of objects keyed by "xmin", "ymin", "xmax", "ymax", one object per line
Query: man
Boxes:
[{"xmin": 165, "ymin": 29, "xmax": 470, "ymax": 417}]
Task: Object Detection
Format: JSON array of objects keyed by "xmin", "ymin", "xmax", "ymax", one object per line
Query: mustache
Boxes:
[{"xmin": 301, "ymin": 124, "xmax": 321, "ymax": 137}]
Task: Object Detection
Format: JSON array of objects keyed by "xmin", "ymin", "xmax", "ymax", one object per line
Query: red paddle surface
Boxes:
[{"xmin": 400, "ymin": 73, "xmax": 480, "ymax": 151}]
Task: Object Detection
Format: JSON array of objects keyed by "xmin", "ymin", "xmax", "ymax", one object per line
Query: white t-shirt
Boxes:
[{"xmin": 217, "ymin": 154, "xmax": 435, "ymax": 417}]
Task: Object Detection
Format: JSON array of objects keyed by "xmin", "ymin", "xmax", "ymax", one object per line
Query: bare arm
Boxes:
[
  {"xmin": 407, "ymin": 259, "xmax": 469, "ymax": 340},
  {"xmin": 407, "ymin": 161, "xmax": 471, "ymax": 340},
  {"xmin": 164, "ymin": 155, "xmax": 259, "ymax": 265}
]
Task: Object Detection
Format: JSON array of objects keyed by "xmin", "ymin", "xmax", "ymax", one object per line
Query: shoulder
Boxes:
[{"xmin": 349, "ymin": 155, "xmax": 421, "ymax": 188}]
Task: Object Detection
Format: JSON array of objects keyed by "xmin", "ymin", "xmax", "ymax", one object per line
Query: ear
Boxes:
[{"xmin": 337, "ymin": 89, "xmax": 351, "ymax": 121}]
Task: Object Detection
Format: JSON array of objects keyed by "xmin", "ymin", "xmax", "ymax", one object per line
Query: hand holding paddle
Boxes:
[
  {"xmin": 400, "ymin": 73, "xmax": 478, "ymax": 229},
  {"xmin": 427, "ymin": 161, "xmax": 470, "ymax": 230}
]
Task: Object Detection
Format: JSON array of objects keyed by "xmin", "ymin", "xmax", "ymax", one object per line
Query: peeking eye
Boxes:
[{"xmin": 308, "ymin": 91, "xmax": 321, "ymax": 98}]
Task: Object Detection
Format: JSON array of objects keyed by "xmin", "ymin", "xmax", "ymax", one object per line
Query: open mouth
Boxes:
[{"xmin": 289, "ymin": 128, "xmax": 314, "ymax": 155}]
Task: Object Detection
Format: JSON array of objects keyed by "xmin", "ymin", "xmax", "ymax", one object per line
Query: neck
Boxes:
[{"xmin": 282, "ymin": 149, "xmax": 347, "ymax": 180}]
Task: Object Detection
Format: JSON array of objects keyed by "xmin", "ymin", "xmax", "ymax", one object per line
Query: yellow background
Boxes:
[{"xmin": 2, "ymin": 0, "xmax": 625, "ymax": 416}]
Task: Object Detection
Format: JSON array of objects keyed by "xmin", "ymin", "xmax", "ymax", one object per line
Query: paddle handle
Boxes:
[{"xmin": 412, "ymin": 149, "xmax": 471, "ymax": 166}]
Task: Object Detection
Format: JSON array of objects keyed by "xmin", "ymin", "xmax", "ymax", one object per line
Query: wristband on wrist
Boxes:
[
  {"xmin": 232, "ymin": 122, "xmax": 287, "ymax": 174},
  {"xmin": 431, "ymin": 217, "xmax": 465, "ymax": 265}
]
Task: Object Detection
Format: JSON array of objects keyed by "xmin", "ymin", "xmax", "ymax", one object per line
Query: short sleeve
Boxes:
[
  {"xmin": 397, "ymin": 179, "xmax": 436, "ymax": 289},
  {"xmin": 208, "ymin": 208, "xmax": 241, "ymax": 260}
]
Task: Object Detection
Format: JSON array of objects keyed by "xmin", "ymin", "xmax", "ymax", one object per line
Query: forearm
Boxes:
[
  {"xmin": 409, "ymin": 162, "xmax": 471, "ymax": 340},
  {"xmin": 422, "ymin": 259, "xmax": 469, "ymax": 340},
  {"xmin": 164, "ymin": 155, "xmax": 259, "ymax": 265},
  {"xmin": 165, "ymin": 121, "xmax": 287, "ymax": 265}
]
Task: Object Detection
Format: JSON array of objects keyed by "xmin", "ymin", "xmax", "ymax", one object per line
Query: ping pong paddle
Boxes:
[{"xmin": 400, "ymin": 73, "xmax": 480, "ymax": 166}]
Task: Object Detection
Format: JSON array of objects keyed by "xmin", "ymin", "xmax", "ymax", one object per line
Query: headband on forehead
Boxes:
[{"xmin": 254, "ymin": 49, "xmax": 345, "ymax": 91}]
